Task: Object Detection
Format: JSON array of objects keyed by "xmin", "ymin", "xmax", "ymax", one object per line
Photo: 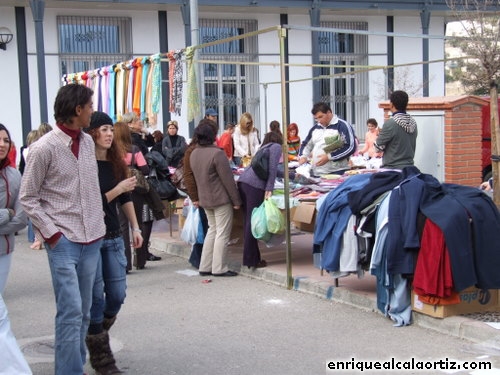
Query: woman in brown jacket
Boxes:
[
  {"xmin": 182, "ymin": 119, "xmax": 219, "ymax": 268},
  {"xmin": 189, "ymin": 122, "xmax": 242, "ymax": 276}
]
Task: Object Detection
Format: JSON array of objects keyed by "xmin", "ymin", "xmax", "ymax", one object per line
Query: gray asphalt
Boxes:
[{"xmin": 5, "ymin": 228, "xmax": 500, "ymax": 375}]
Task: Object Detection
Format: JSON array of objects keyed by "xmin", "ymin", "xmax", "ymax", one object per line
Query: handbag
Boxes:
[
  {"xmin": 129, "ymin": 152, "xmax": 149, "ymax": 194},
  {"xmin": 171, "ymin": 163, "xmax": 187, "ymax": 192},
  {"xmin": 148, "ymin": 167, "xmax": 177, "ymax": 200},
  {"xmin": 241, "ymin": 155, "xmax": 252, "ymax": 167},
  {"xmin": 240, "ymin": 134, "xmax": 253, "ymax": 167},
  {"xmin": 251, "ymin": 144, "xmax": 270, "ymax": 180}
]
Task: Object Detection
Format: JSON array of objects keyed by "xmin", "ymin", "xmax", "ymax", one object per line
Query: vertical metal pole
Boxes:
[
  {"xmin": 263, "ymin": 83, "xmax": 268, "ymax": 129},
  {"xmin": 387, "ymin": 16, "xmax": 394, "ymax": 95},
  {"xmin": 490, "ymin": 83, "xmax": 500, "ymax": 206},
  {"xmin": 278, "ymin": 26, "xmax": 293, "ymax": 290},
  {"xmin": 280, "ymin": 13, "xmax": 290, "ymax": 125},
  {"xmin": 30, "ymin": 0, "xmax": 48, "ymax": 123}
]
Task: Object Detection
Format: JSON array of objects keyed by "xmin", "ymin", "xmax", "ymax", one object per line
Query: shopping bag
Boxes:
[
  {"xmin": 181, "ymin": 205, "xmax": 200, "ymax": 245},
  {"xmin": 251, "ymin": 201, "xmax": 271, "ymax": 241},
  {"xmin": 264, "ymin": 199, "xmax": 285, "ymax": 234},
  {"xmin": 196, "ymin": 212, "xmax": 205, "ymax": 244},
  {"xmin": 264, "ymin": 232, "xmax": 286, "ymax": 248}
]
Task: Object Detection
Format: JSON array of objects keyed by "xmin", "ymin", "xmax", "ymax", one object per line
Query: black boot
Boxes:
[
  {"xmin": 103, "ymin": 315, "xmax": 117, "ymax": 332},
  {"xmin": 85, "ymin": 331, "xmax": 122, "ymax": 374}
]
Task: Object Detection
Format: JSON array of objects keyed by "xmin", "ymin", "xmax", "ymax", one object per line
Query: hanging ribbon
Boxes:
[
  {"xmin": 140, "ymin": 57, "xmax": 150, "ymax": 121},
  {"xmin": 185, "ymin": 46, "xmax": 200, "ymax": 122},
  {"xmin": 169, "ymin": 50, "xmax": 184, "ymax": 116},
  {"xmin": 150, "ymin": 53, "xmax": 162, "ymax": 118},
  {"xmin": 132, "ymin": 58, "xmax": 143, "ymax": 115}
]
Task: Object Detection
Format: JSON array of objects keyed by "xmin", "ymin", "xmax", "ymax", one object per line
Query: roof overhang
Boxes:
[{"xmin": 2, "ymin": 0, "xmax": 498, "ymax": 21}]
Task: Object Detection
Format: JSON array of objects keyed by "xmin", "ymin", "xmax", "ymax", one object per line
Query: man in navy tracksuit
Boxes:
[{"xmin": 298, "ymin": 102, "xmax": 356, "ymax": 176}]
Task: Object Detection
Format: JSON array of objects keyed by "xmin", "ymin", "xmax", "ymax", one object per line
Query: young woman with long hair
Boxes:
[
  {"xmin": 84, "ymin": 112, "xmax": 143, "ymax": 374},
  {"xmin": 113, "ymin": 122, "xmax": 150, "ymax": 270},
  {"xmin": 232, "ymin": 112, "xmax": 260, "ymax": 167}
]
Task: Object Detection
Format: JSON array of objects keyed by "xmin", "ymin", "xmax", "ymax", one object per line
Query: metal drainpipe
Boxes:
[
  {"xmin": 421, "ymin": 7, "xmax": 430, "ymax": 97},
  {"xmin": 310, "ymin": 1, "xmax": 320, "ymax": 105}
]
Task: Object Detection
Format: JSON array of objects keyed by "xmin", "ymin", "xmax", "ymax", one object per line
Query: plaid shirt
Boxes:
[{"xmin": 20, "ymin": 126, "xmax": 105, "ymax": 243}]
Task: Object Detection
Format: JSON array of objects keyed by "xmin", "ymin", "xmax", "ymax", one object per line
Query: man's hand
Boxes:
[
  {"xmin": 314, "ymin": 154, "xmax": 329, "ymax": 167},
  {"xmin": 298, "ymin": 156, "xmax": 307, "ymax": 165}
]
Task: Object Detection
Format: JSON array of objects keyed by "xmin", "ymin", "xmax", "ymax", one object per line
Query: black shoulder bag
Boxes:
[{"xmin": 251, "ymin": 144, "xmax": 270, "ymax": 180}]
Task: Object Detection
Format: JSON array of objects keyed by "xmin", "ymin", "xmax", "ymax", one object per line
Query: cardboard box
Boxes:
[
  {"xmin": 292, "ymin": 202, "xmax": 316, "ymax": 232},
  {"xmin": 230, "ymin": 208, "xmax": 244, "ymax": 243},
  {"xmin": 412, "ymin": 287, "xmax": 500, "ymax": 319}
]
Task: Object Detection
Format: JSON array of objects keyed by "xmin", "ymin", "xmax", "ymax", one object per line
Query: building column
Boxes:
[
  {"xmin": 309, "ymin": 0, "xmax": 320, "ymax": 104},
  {"xmin": 421, "ymin": 7, "xmax": 430, "ymax": 97},
  {"xmin": 158, "ymin": 10, "xmax": 170, "ymax": 132},
  {"xmin": 15, "ymin": 6, "xmax": 32, "ymax": 138},
  {"xmin": 387, "ymin": 16, "xmax": 394, "ymax": 95},
  {"xmin": 29, "ymin": 0, "xmax": 48, "ymax": 123}
]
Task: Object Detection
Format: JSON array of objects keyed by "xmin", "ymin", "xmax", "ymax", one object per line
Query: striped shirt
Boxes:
[{"xmin": 20, "ymin": 126, "xmax": 106, "ymax": 243}]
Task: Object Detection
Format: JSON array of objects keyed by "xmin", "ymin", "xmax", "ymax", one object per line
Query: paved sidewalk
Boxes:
[{"xmin": 151, "ymin": 214, "xmax": 500, "ymax": 350}]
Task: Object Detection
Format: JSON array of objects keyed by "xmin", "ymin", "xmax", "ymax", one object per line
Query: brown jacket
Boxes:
[
  {"xmin": 189, "ymin": 145, "xmax": 242, "ymax": 209},
  {"xmin": 182, "ymin": 144, "xmax": 198, "ymax": 202}
]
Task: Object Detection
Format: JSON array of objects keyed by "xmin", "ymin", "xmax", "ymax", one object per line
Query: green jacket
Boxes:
[{"xmin": 374, "ymin": 113, "xmax": 418, "ymax": 169}]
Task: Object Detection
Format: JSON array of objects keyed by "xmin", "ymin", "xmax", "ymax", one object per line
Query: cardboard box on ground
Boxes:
[
  {"xmin": 292, "ymin": 202, "xmax": 316, "ymax": 232},
  {"xmin": 412, "ymin": 287, "xmax": 500, "ymax": 318}
]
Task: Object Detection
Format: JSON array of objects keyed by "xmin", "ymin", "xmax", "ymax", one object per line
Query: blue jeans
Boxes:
[
  {"xmin": 90, "ymin": 237, "xmax": 127, "ymax": 325},
  {"xmin": 27, "ymin": 219, "xmax": 35, "ymax": 243},
  {"xmin": 46, "ymin": 236, "xmax": 102, "ymax": 375}
]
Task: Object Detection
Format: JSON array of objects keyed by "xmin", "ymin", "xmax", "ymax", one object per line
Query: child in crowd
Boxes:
[{"xmin": 287, "ymin": 123, "xmax": 301, "ymax": 161}]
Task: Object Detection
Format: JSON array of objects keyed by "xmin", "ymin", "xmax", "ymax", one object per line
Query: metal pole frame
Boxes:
[{"xmin": 277, "ymin": 26, "xmax": 293, "ymax": 290}]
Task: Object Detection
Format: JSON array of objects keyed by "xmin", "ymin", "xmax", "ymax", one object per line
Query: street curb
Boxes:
[{"xmin": 151, "ymin": 236, "xmax": 500, "ymax": 349}]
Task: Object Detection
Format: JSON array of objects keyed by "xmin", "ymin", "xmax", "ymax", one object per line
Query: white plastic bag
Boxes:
[
  {"xmin": 295, "ymin": 163, "xmax": 312, "ymax": 178},
  {"xmin": 181, "ymin": 204, "xmax": 200, "ymax": 245}
]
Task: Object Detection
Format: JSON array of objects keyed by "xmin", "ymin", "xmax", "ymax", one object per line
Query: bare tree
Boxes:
[
  {"xmin": 373, "ymin": 66, "xmax": 432, "ymax": 102},
  {"xmin": 446, "ymin": 0, "xmax": 500, "ymax": 206}
]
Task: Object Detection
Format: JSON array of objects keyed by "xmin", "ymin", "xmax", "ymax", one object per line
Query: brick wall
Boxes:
[{"xmin": 380, "ymin": 96, "xmax": 488, "ymax": 186}]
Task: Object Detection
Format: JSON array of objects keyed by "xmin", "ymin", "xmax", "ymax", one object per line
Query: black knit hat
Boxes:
[{"xmin": 89, "ymin": 111, "xmax": 113, "ymax": 130}]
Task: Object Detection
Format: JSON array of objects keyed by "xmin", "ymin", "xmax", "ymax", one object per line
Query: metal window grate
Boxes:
[
  {"xmin": 319, "ymin": 21, "xmax": 369, "ymax": 138},
  {"xmin": 199, "ymin": 19, "xmax": 260, "ymax": 127},
  {"xmin": 57, "ymin": 16, "xmax": 132, "ymax": 75}
]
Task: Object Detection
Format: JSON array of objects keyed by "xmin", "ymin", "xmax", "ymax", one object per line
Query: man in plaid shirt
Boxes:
[{"xmin": 20, "ymin": 84, "xmax": 106, "ymax": 375}]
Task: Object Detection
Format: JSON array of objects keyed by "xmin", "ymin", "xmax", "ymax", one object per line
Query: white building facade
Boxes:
[{"xmin": 0, "ymin": 1, "xmax": 452, "ymax": 153}]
